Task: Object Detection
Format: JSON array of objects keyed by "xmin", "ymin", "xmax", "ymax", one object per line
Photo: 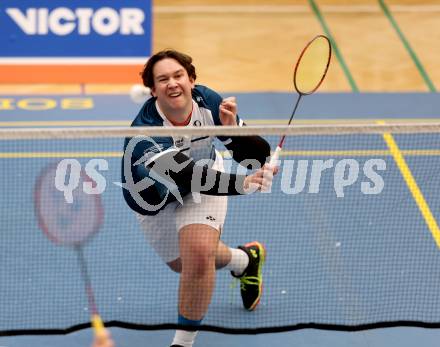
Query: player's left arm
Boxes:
[{"xmin": 198, "ymin": 86, "xmax": 271, "ymax": 168}]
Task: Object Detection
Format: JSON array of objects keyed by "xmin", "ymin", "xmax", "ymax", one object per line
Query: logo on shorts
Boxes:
[{"xmin": 206, "ymin": 216, "xmax": 216, "ymax": 221}]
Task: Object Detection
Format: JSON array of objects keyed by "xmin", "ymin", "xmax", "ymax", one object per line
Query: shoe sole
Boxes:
[{"xmin": 244, "ymin": 241, "xmax": 266, "ymax": 311}]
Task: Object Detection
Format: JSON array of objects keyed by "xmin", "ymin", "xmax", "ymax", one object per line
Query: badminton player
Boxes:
[{"xmin": 121, "ymin": 49, "xmax": 277, "ymax": 347}]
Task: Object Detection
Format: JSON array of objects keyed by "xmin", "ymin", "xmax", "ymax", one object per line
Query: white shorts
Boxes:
[
  {"xmin": 136, "ymin": 151, "xmax": 228, "ymax": 263},
  {"xmin": 137, "ymin": 192, "xmax": 228, "ymax": 263}
]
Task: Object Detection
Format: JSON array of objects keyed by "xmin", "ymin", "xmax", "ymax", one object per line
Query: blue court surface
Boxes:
[{"xmin": 1, "ymin": 92, "xmax": 440, "ymax": 347}]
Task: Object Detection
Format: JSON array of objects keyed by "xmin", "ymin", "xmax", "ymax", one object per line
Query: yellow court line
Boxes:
[
  {"xmin": 246, "ymin": 118, "xmax": 440, "ymax": 125},
  {"xmin": 0, "ymin": 152, "xmax": 122, "ymax": 158},
  {"xmin": 378, "ymin": 121, "xmax": 440, "ymax": 249},
  {"xmin": 0, "ymin": 121, "xmax": 131, "ymax": 127},
  {"xmin": 1, "ymin": 149, "xmax": 440, "ymax": 159},
  {"xmin": 1, "ymin": 118, "xmax": 440, "ymax": 127},
  {"xmin": 402, "ymin": 150, "xmax": 440, "ymax": 156},
  {"xmin": 280, "ymin": 150, "xmax": 390, "ymax": 156},
  {"xmin": 280, "ymin": 150, "xmax": 440, "ymax": 156}
]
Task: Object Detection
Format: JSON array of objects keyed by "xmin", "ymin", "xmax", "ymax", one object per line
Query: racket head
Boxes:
[
  {"xmin": 34, "ymin": 162, "xmax": 104, "ymax": 247},
  {"xmin": 293, "ymin": 35, "xmax": 332, "ymax": 95}
]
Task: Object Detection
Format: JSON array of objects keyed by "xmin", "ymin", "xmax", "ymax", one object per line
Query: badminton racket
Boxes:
[
  {"xmin": 34, "ymin": 162, "xmax": 105, "ymax": 337},
  {"xmin": 269, "ymin": 35, "xmax": 332, "ymax": 166}
]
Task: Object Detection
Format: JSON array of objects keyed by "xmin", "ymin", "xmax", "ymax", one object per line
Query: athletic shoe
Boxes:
[{"xmin": 232, "ymin": 241, "xmax": 266, "ymax": 311}]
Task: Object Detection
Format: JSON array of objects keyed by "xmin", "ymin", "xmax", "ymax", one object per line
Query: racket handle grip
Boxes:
[
  {"xmin": 269, "ymin": 146, "xmax": 282, "ymax": 167},
  {"xmin": 91, "ymin": 313, "xmax": 105, "ymax": 336}
]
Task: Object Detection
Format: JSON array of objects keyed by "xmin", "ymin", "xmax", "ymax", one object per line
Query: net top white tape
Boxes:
[{"xmin": 0, "ymin": 123, "xmax": 440, "ymax": 140}]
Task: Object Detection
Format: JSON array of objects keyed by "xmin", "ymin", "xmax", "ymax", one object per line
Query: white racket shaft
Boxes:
[{"xmin": 269, "ymin": 146, "xmax": 282, "ymax": 167}]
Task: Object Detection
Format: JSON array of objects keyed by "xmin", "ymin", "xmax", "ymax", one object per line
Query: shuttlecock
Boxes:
[{"xmin": 130, "ymin": 84, "xmax": 151, "ymax": 104}]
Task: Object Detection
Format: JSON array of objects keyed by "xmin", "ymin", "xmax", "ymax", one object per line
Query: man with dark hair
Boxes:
[{"xmin": 121, "ymin": 49, "xmax": 277, "ymax": 347}]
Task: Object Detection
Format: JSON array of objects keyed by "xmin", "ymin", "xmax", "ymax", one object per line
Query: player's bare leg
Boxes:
[
  {"xmin": 178, "ymin": 223, "xmax": 219, "ymax": 320},
  {"xmin": 169, "ymin": 227, "xmax": 261, "ymax": 347}
]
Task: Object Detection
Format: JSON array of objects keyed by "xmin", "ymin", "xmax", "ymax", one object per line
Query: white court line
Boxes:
[
  {"xmin": 392, "ymin": 5, "xmax": 440, "ymax": 13},
  {"xmin": 154, "ymin": 4, "xmax": 440, "ymax": 14}
]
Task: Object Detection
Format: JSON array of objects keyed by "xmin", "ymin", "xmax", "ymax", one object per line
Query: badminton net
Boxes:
[{"xmin": 1, "ymin": 123, "xmax": 440, "ymax": 335}]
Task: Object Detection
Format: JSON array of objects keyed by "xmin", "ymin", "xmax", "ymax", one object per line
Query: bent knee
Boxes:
[{"xmin": 181, "ymin": 245, "xmax": 216, "ymax": 277}]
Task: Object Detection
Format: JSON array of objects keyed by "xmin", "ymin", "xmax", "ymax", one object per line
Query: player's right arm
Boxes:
[
  {"xmin": 121, "ymin": 134, "xmax": 276, "ymax": 215},
  {"xmin": 144, "ymin": 149, "xmax": 276, "ymax": 196}
]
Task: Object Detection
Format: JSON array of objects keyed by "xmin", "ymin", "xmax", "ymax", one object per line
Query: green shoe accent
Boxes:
[{"xmin": 231, "ymin": 241, "xmax": 266, "ymax": 311}]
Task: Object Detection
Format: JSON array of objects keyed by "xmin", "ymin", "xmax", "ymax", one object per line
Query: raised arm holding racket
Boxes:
[{"xmin": 269, "ymin": 35, "xmax": 332, "ymax": 166}]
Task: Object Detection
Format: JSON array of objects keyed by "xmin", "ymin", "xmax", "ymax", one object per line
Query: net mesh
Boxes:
[{"xmin": 1, "ymin": 123, "xmax": 440, "ymax": 334}]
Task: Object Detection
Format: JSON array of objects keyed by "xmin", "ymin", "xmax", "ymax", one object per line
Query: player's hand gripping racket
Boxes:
[
  {"xmin": 269, "ymin": 35, "xmax": 332, "ymax": 167},
  {"xmin": 34, "ymin": 163, "xmax": 105, "ymax": 337}
]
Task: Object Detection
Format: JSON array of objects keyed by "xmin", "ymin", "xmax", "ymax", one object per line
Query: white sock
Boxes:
[
  {"xmin": 226, "ymin": 247, "xmax": 249, "ymax": 276},
  {"xmin": 171, "ymin": 329, "xmax": 198, "ymax": 347}
]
